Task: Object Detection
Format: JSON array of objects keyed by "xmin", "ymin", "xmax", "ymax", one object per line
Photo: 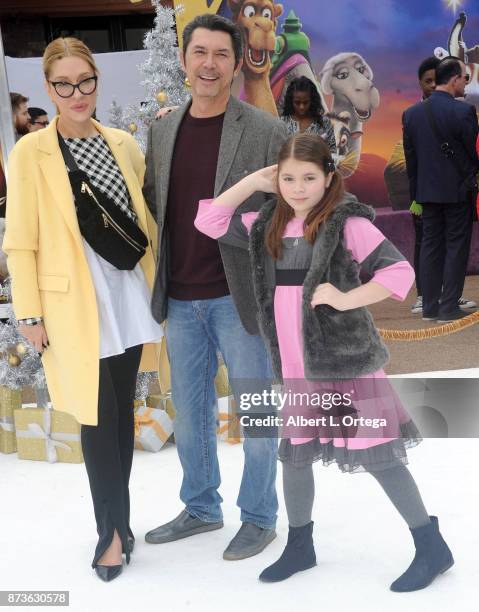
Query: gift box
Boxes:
[
  {"xmin": 134, "ymin": 403, "xmax": 173, "ymax": 452},
  {"xmin": 217, "ymin": 396, "xmax": 241, "ymax": 445},
  {"xmin": 14, "ymin": 405, "xmax": 83, "ymax": 463},
  {"xmin": 215, "ymin": 364, "xmax": 231, "ymax": 398},
  {"xmin": 146, "ymin": 392, "xmax": 176, "ymax": 421},
  {"xmin": 0, "ymin": 385, "xmax": 21, "ymax": 453}
]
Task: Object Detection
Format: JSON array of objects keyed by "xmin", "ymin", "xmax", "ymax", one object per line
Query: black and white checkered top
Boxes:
[{"xmin": 65, "ymin": 134, "xmax": 137, "ymax": 222}]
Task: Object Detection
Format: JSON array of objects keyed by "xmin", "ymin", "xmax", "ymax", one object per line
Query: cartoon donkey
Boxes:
[
  {"xmin": 228, "ymin": 0, "xmax": 283, "ymax": 116},
  {"xmin": 434, "ymin": 11, "xmax": 479, "ymax": 109}
]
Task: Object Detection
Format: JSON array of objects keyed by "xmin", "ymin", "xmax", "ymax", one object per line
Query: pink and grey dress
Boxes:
[{"xmin": 195, "ymin": 199, "xmax": 421, "ymax": 473}]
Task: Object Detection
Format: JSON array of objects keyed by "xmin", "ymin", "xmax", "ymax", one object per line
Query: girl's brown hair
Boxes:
[
  {"xmin": 42, "ymin": 37, "xmax": 98, "ymax": 80},
  {"xmin": 266, "ymin": 133, "xmax": 344, "ymax": 259}
]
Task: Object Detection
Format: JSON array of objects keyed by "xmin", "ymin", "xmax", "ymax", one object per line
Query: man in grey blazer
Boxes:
[{"xmin": 142, "ymin": 13, "xmax": 288, "ymax": 560}]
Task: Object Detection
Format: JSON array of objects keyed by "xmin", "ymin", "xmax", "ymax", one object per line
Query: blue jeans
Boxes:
[{"xmin": 166, "ymin": 295, "xmax": 278, "ymax": 529}]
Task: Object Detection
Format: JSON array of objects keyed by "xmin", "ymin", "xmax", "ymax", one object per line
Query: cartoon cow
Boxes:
[
  {"xmin": 320, "ymin": 52, "xmax": 380, "ymax": 177},
  {"xmin": 228, "ymin": 0, "xmax": 283, "ymax": 116}
]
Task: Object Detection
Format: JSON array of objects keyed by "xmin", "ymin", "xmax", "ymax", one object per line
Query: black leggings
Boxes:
[{"xmin": 81, "ymin": 344, "xmax": 142, "ymax": 568}]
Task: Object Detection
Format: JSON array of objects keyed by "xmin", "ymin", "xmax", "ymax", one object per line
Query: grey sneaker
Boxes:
[
  {"xmin": 458, "ymin": 297, "xmax": 477, "ymax": 309},
  {"xmin": 411, "ymin": 296, "xmax": 423, "ymax": 314},
  {"xmin": 145, "ymin": 510, "xmax": 223, "ymax": 544},
  {"xmin": 223, "ymin": 522, "xmax": 276, "ymax": 560}
]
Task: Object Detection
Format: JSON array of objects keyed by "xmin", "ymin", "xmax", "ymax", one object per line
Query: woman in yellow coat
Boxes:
[{"xmin": 3, "ymin": 38, "xmax": 162, "ymax": 582}]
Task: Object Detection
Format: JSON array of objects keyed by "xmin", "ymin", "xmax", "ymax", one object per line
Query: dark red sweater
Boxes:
[{"xmin": 166, "ymin": 111, "xmax": 229, "ymax": 300}]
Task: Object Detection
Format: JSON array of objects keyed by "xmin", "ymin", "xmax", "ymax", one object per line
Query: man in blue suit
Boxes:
[{"xmin": 402, "ymin": 57, "xmax": 479, "ymax": 322}]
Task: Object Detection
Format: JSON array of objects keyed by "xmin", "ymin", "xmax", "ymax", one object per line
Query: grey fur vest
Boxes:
[{"xmin": 249, "ymin": 194, "xmax": 390, "ymax": 381}]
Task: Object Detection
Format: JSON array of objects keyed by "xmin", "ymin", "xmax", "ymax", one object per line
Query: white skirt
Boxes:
[{"xmin": 83, "ymin": 240, "xmax": 163, "ymax": 359}]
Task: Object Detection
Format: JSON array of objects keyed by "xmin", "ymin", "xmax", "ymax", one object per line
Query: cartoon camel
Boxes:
[
  {"xmin": 228, "ymin": 0, "xmax": 283, "ymax": 116},
  {"xmin": 435, "ymin": 11, "xmax": 479, "ymax": 109},
  {"xmin": 270, "ymin": 9, "xmax": 328, "ymax": 117},
  {"xmin": 320, "ymin": 52, "xmax": 380, "ymax": 177}
]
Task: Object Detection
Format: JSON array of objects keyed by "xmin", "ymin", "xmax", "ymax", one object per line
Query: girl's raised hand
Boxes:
[
  {"xmin": 311, "ymin": 282, "xmax": 350, "ymax": 311},
  {"xmin": 155, "ymin": 106, "xmax": 179, "ymax": 119},
  {"xmin": 247, "ymin": 164, "xmax": 278, "ymax": 194}
]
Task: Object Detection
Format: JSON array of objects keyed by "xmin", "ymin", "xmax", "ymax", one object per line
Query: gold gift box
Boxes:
[
  {"xmin": 146, "ymin": 393, "xmax": 176, "ymax": 421},
  {"xmin": 215, "ymin": 364, "xmax": 231, "ymax": 398},
  {"xmin": 14, "ymin": 406, "xmax": 83, "ymax": 463},
  {"xmin": 217, "ymin": 397, "xmax": 241, "ymax": 445},
  {"xmin": 0, "ymin": 386, "xmax": 21, "ymax": 454}
]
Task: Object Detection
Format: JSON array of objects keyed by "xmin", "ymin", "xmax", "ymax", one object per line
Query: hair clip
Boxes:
[{"xmin": 326, "ymin": 159, "xmax": 335, "ymax": 173}]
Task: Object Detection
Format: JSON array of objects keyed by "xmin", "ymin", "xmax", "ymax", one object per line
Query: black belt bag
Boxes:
[{"xmin": 58, "ymin": 132, "xmax": 148, "ymax": 270}]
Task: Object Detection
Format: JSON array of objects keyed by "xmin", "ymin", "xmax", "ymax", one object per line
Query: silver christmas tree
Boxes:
[
  {"xmin": 0, "ymin": 280, "xmax": 47, "ymax": 392},
  {"xmin": 109, "ymin": 0, "xmax": 188, "ymax": 151},
  {"xmin": 108, "ymin": 99, "xmax": 128, "ymax": 132}
]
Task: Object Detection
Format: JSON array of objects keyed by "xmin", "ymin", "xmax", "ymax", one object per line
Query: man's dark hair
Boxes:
[
  {"xmin": 435, "ymin": 57, "xmax": 462, "ymax": 85},
  {"xmin": 10, "ymin": 92, "xmax": 29, "ymax": 112},
  {"xmin": 28, "ymin": 107, "xmax": 48, "ymax": 120},
  {"xmin": 182, "ymin": 13, "xmax": 243, "ymax": 68},
  {"xmin": 417, "ymin": 56, "xmax": 440, "ymax": 80}
]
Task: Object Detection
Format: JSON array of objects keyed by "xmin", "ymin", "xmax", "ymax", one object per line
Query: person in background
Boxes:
[
  {"xmin": 476, "ymin": 132, "xmax": 479, "ymax": 219},
  {"xmin": 28, "ymin": 107, "xmax": 50, "ymax": 131},
  {"xmin": 10, "ymin": 92, "xmax": 30, "ymax": 140},
  {"xmin": 281, "ymin": 76, "xmax": 336, "ymax": 154},
  {"xmin": 410, "ymin": 56, "xmax": 475, "ymax": 313},
  {"xmin": 385, "ymin": 57, "xmax": 476, "ymax": 314},
  {"xmin": 0, "ymin": 154, "xmax": 5, "ymax": 219},
  {"xmin": 403, "ymin": 57, "xmax": 479, "ymax": 322}
]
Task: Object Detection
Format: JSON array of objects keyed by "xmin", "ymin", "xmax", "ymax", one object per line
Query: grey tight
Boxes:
[{"xmin": 282, "ymin": 461, "xmax": 430, "ymax": 529}]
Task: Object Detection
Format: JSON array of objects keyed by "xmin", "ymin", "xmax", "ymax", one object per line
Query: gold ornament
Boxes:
[
  {"xmin": 128, "ymin": 123, "xmax": 138, "ymax": 134},
  {"xmin": 184, "ymin": 77, "xmax": 191, "ymax": 89},
  {"xmin": 16, "ymin": 342, "xmax": 27, "ymax": 355},
  {"xmin": 156, "ymin": 91, "xmax": 168, "ymax": 104},
  {"xmin": 8, "ymin": 354, "xmax": 21, "ymax": 367}
]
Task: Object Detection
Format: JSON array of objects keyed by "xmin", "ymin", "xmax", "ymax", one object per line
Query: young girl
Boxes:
[
  {"xmin": 281, "ymin": 76, "xmax": 336, "ymax": 154},
  {"xmin": 194, "ymin": 134, "xmax": 453, "ymax": 591}
]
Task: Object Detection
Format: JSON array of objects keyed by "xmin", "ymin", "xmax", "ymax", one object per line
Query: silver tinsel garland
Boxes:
[
  {"xmin": 109, "ymin": 0, "xmax": 188, "ymax": 151},
  {"xmin": 135, "ymin": 371, "xmax": 157, "ymax": 401}
]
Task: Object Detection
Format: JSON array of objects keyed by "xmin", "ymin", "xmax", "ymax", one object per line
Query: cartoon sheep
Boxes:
[{"xmin": 320, "ymin": 52, "xmax": 380, "ymax": 176}]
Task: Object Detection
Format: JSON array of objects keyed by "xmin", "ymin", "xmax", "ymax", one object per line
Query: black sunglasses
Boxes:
[
  {"xmin": 49, "ymin": 75, "xmax": 98, "ymax": 98},
  {"xmin": 31, "ymin": 120, "xmax": 49, "ymax": 127}
]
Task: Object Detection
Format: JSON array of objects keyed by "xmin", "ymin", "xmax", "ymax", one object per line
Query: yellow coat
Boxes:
[{"xmin": 3, "ymin": 116, "xmax": 160, "ymax": 425}]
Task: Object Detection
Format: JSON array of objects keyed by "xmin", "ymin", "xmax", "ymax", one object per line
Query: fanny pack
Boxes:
[{"xmin": 58, "ymin": 132, "xmax": 148, "ymax": 270}]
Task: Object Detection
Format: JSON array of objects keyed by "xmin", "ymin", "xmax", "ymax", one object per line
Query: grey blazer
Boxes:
[{"xmin": 143, "ymin": 95, "xmax": 288, "ymax": 334}]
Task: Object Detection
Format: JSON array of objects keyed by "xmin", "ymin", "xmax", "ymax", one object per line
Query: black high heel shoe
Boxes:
[{"xmin": 95, "ymin": 563, "xmax": 123, "ymax": 582}]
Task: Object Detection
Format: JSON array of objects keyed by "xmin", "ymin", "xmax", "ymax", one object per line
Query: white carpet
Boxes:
[{"xmin": 1, "ymin": 417, "xmax": 476, "ymax": 612}]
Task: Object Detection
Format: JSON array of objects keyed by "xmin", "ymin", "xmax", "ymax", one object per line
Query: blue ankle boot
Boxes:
[
  {"xmin": 390, "ymin": 516, "xmax": 454, "ymax": 592},
  {"xmin": 259, "ymin": 521, "xmax": 316, "ymax": 582}
]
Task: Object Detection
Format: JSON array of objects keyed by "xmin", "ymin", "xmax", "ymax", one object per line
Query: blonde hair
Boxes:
[{"xmin": 42, "ymin": 37, "xmax": 98, "ymax": 79}]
